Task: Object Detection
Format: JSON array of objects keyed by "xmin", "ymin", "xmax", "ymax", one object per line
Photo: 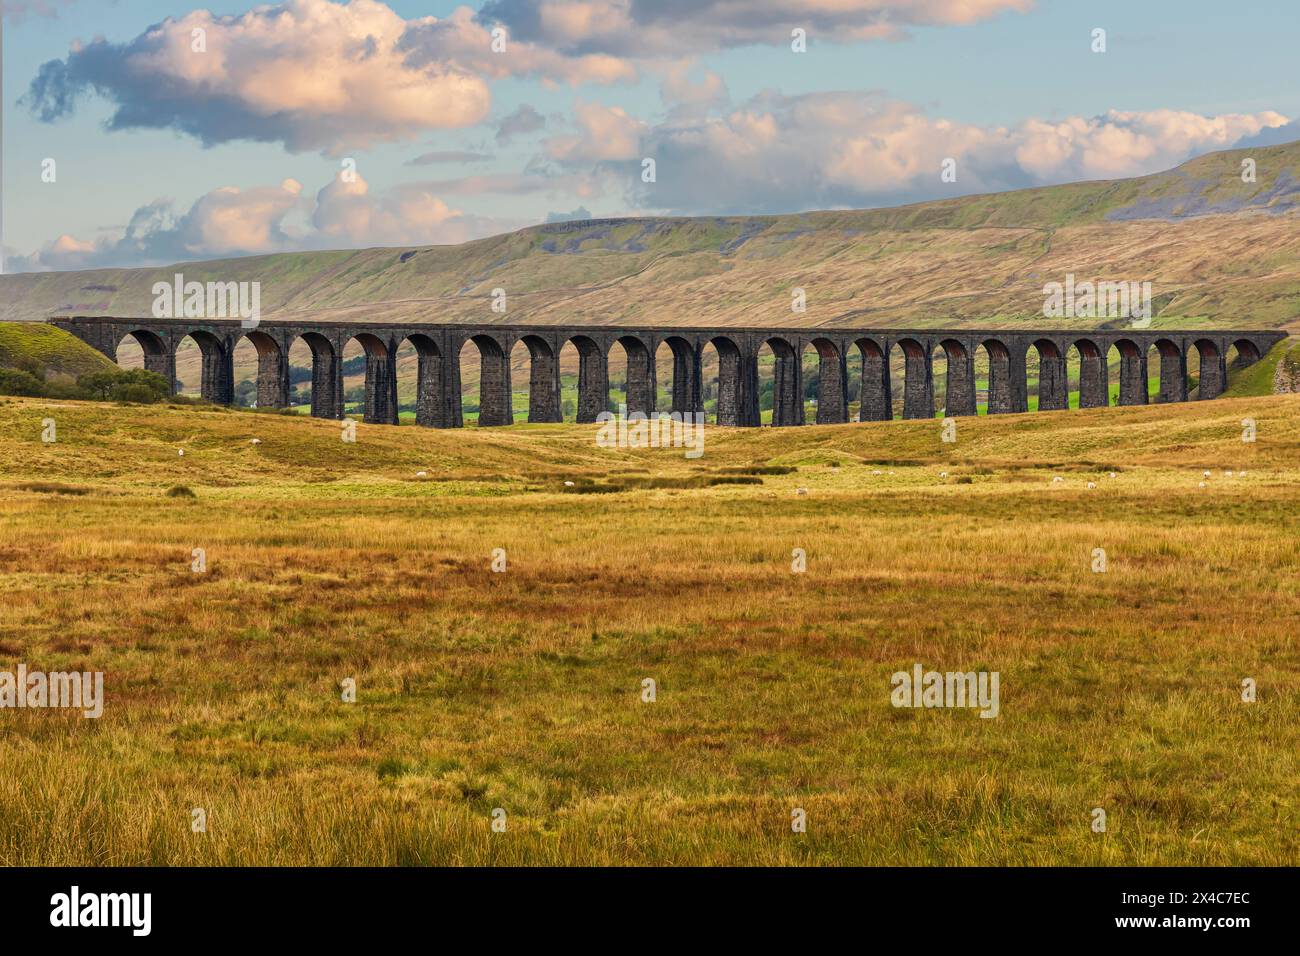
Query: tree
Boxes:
[
  {"xmin": 76, "ymin": 368, "xmax": 171, "ymax": 404},
  {"xmin": 77, "ymin": 370, "xmax": 121, "ymax": 400}
]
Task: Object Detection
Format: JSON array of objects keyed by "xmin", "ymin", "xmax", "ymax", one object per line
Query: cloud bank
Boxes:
[
  {"xmin": 9, "ymin": 173, "xmax": 527, "ymax": 271},
  {"xmin": 542, "ymin": 93, "xmax": 1289, "ymax": 214},
  {"xmin": 22, "ymin": 0, "xmax": 632, "ymax": 154}
]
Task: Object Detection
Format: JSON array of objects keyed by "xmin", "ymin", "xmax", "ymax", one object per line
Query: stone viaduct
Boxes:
[{"xmin": 49, "ymin": 317, "xmax": 1285, "ymax": 427}]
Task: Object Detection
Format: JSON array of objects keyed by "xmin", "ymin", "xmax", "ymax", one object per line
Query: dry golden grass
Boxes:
[{"xmin": 0, "ymin": 394, "xmax": 1296, "ymax": 865}]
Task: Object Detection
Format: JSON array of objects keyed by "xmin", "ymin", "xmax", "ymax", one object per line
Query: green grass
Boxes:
[{"xmin": 0, "ymin": 322, "xmax": 116, "ymax": 380}]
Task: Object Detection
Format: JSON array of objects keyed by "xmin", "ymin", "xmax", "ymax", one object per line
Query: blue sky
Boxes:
[{"xmin": 3, "ymin": 0, "xmax": 1297, "ymax": 271}]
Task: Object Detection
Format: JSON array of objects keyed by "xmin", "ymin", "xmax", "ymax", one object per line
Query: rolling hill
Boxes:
[
  {"xmin": 1, "ymin": 140, "xmax": 1298, "ymax": 334},
  {"xmin": 0, "ymin": 322, "xmax": 116, "ymax": 380}
]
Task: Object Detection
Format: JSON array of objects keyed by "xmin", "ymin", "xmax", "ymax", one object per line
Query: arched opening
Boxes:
[
  {"xmin": 704, "ymin": 335, "xmax": 745, "ymax": 426},
  {"xmin": 767, "ymin": 337, "xmax": 800, "ymax": 426},
  {"xmin": 1073, "ymin": 339, "xmax": 1107, "ymax": 409},
  {"xmin": 400, "ymin": 333, "xmax": 445, "ymax": 426},
  {"xmin": 1191, "ymin": 339, "xmax": 1224, "ymax": 400},
  {"xmin": 808, "ymin": 337, "xmax": 848, "ymax": 424},
  {"xmin": 1031, "ymin": 339, "xmax": 1067, "ymax": 412},
  {"xmin": 755, "ymin": 340, "xmax": 775, "ymax": 425},
  {"xmin": 606, "ymin": 339, "xmax": 628, "ymax": 414},
  {"xmin": 460, "ymin": 334, "xmax": 511, "ymax": 427},
  {"xmin": 518, "ymin": 334, "xmax": 559, "ymax": 423},
  {"xmin": 114, "ymin": 330, "xmax": 168, "ymax": 388},
  {"xmin": 937, "ymin": 339, "xmax": 972, "ymax": 417},
  {"xmin": 1230, "ymin": 339, "xmax": 1262, "ymax": 367},
  {"xmin": 892, "ymin": 338, "xmax": 932, "ymax": 420},
  {"xmin": 508, "ymin": 340, "xmax": 530, "ymax": 422},
  {"xmin": 237, "ymin": 330, "xmax": 286, "ymax": 410},
  {"xmin": 344, "ymin": 333, "xmax": 396, "ymax": 424},
  {"xmin": 979, "ymin": 339, "xmax": 1012, "ymax": 414},
  {"xmin": 564, "ymin": 335, "xmax": 606, "ymax": 423},
  {"xmin": 231, "ymin": 336, "xmax": 258, "ymax": 408},
  {"xmin": 973, "ymin": 343, "xmax": 990, "ymax": 414},
  {"xmin": 289, "ymin": 332, "xmax": 340, "ymax": 418},
  {"xmin": 558, "ymin": 340, "xmax": 580, "ymax": 422},
  {"xmin": 927, "ymin": 343, "xmax": 947, "ymax": 417},
  {"xmin": 166, "ymin": 330, "xmax": 231, "ymax": 404},
  {"xmin": 1113, "ymin": 339, "xmax": 1147, "ymax": 406},
  {"xmin": 173, "ymin": 335, "xmax": 204, "ymax": 397},
  {"xmin": 616, "ymin": 335, "xmax": 654, "ymax": 415},
  {"xmin": 1152, "ymin": 338, "xmax": 1186, "ymax": 403},
  {"xmin": 342, "ymin": 338, "xmax": 366, "ymax": 417},
  {"xmin": 656, "ymin": 336, "xmax": 698, "ymax": 416},
  {"xmin": 1225, "ymin": 339, "xmax": 1263, "ymax": 391},
  {"xmin": 855, "ymin": 338, "xmax": 889, "ymax": 421},
  {"xmin": 390, "ymin": 339, "xmax": 418, "ymax": 423}
]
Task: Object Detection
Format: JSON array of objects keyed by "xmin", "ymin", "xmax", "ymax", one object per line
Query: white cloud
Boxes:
[
  {"xmin": 545, "ymin": 101, "xmax": 647, "ymax": 162},
  {"xmin": 23, "ymin": 0, "xmax": 633, "ymax": 155},
  {"xmin": 551, "ymin": 92, "xmax": 1291, "ymax": 214},
  {"xmin": 9, "ymin": 173, "xmax": 526, "ymax": 271}
]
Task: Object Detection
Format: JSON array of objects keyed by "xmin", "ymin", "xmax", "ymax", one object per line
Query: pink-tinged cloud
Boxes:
[
  {"xmin": 477, "ymin": 0, "xmax": 1035, "ymax": 55},
  {"xmin": 545, "ymin": 101, "xmax": 647, "ymax": 162},
  {"xmin": 9, "ymin": 174, "xmax": 526, "ymax": 271},
  {"xmin": 22, "ymin": 0, "xmax": 632, "ymax": 155}
]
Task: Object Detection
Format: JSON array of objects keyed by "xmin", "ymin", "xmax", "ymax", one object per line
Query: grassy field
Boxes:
[{"xmin": 0, "ymin": 393, "xmax": 1296, "ymax": 865}]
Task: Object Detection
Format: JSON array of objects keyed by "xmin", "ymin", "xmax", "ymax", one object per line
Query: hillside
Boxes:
[
  {"xmin": 0, "ymin": 322, "xmax": 117, "ymax": 380},
  {"xmin": 1, "ymin": 140, "xmax": 1298, "ymax": 333}
]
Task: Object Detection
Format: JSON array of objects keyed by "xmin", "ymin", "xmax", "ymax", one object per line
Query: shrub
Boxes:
[
  {"xmin": 114, "ymin": 383, "xmax": 161, "ymax": 404},
  {"xmin": 0, "ymin": 368, "xmax": 47, "ymax": 397},
  {"xmin": 79, "ymin": 368, "xmax": 171, "ymax": 404}
]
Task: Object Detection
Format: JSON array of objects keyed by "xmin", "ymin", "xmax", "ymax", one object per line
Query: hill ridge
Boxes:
[{"xmin": 2, "ymin": 139, "xmax": 1298, "ymax": 332}]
